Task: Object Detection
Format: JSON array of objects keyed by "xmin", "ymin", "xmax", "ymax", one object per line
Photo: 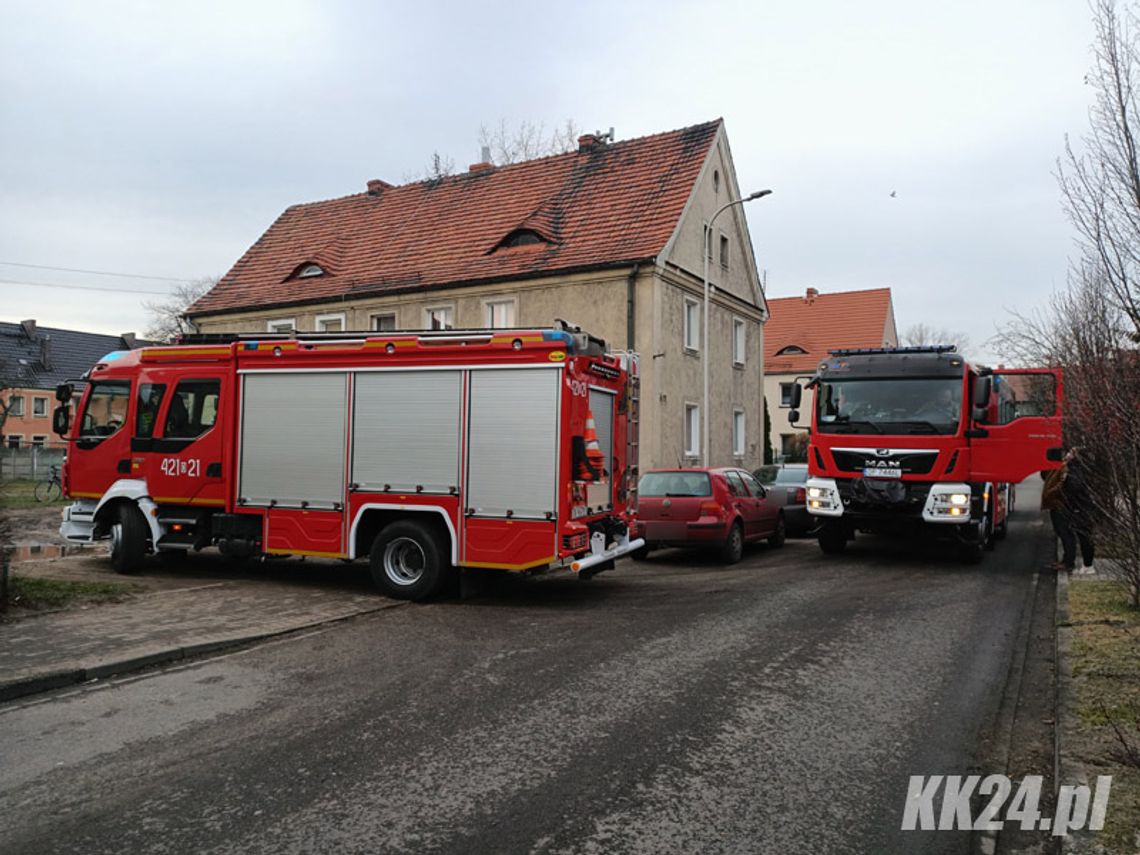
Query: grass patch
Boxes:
[
  {"xmin": 1070, "ymin": 579, "xmax": 1140, "ymax": 851},
  {"xmin": 4, "ymin": 575, "xmax": 139, "ymax": 611},
  {"xmin": 0, "ymin": 478, "xmax": 68, "ymax": 510}
]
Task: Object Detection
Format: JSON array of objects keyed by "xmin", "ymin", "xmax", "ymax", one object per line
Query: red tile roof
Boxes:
[
  {"xmin": 764, "ymin": 287, "xmax": 895, "ymax": 374},
  {"xmin": 189, "ymin": 121, "xmax": 722, "ymax": 317}
]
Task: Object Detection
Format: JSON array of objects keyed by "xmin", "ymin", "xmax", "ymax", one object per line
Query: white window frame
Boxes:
[
  {"xmin": 370, "ymin": 312, "xmax": 397, "ymax": 332},
  {"xmin": 733, "ymin": 409, "xmax": 746, "ymax": 457},
  {"xmin": 424, "ymin": 305, "xmax": 455, "ymax": 331},
  {"xmin": 314, "ymin": 312, "xmax": 347, "ymax": 333},
  {"xmin": 683, "ymin": 297, "xmax": 700, "ymax": 352},
  {"xmin": 32, "ymin": 396, "xmax": 49, "ymax": 417},
  {"xmin": 780, "ymin": 382, "xmax": 794, "ymax": 408},
  {"xmin": 732, "ymin": 317, "xmax": 746, "ymax": 366},
  {"xmin": 684, "ymin": 403, "xmax": 700, "ymax": 458},
  {"xmin": 31, "ymin": 434, "xmax": 47, "ymax": 447},
  {"xmin": 484, "ymin": 298, "xmax": 516, "ymax": 329},
  {"xmin": 8, "ymin": 395, "xmax": 24, "ymax": 417},
  {"xmin": 266, "ymin": 318, "xmax": 296, "ymax": 333}
]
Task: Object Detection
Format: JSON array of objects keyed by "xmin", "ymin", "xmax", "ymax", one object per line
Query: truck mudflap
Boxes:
[{"xmin": 570, "ymin": 530, "xmax": 646, "ymax": 574}]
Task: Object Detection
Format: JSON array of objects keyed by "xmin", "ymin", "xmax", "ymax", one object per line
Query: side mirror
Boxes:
[
  {"xmin": 52, "ymin": 404, "xmax": 70, "ymax": 437},
  {"xmin": 788, "ymin": 408, "xmax": 800, "ymax": 424},
  {"xmin": 973, "ymin": 376, "xmax": 991, "ymax": 408},
  {"xmin": 1046, "ymin": 447, "xmax": 1064, "ymax": 462},
  {"xmin": 55, "ymin": 382, "xmax": 74, "ymax": 403},
  {"xmin": 789, "ymin": 383, "xmax": 803, "ymax": 409}
]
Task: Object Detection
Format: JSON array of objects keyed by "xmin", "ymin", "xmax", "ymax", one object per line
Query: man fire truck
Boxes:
[
  {"xmin": 53, "ymin": 323, "xmax": 644, "ymax": 599},
  {"xmin": 785, "ymin": 346, "xmax": 1063, "ymax": 563}
]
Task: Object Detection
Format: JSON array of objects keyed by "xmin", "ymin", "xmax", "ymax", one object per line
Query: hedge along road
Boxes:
[{"xmin": 0, "ymin": 482, "xmax": 1049, "ymax": 855}]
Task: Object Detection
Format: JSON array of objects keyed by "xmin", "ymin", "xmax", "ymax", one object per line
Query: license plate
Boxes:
[{"xmin": 863, "ymin": 467, "xmax": 902, "ymax": 479}]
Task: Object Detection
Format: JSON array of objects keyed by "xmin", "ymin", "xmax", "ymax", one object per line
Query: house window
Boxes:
[
  {"xmin": 683, "ymin": 297, "xmax": 700, "ymax": 351},
  {"xmin": 684, "ymin": 404, "xmax": 700, "ymax": 458},
  {"xmin": 776, "ymin": 344, "xmax": 806, "ymax": 355},
  {"xmin": 425, "ymin": 306, "xmax": 454, "ymax": 330},
  {"xmin": 733, "ymin": 318, "xmax": 746, "ymax": 365},
  {"xmin": 315, "ymin": 313, "xmax": 346, "ymax": 333},
  {"xmin": 485, "ymin": 299, "xmax": 516, "ymax": 329},
  {"xmin": 8, "ymin": 395, "xmax": 24, "ymax": 417},
  {"xmin": 371, "ymin": 313, "xmax": 396, "ymax": 332},
  {"xmin": 713, "ymin": 169, "xmax": 720, "ymax": 194},
  {"xmin": 33, "ymin": 397, "xmax": 48, "ymax": 417},
  {"xmin": 702, "ymin": 223, "xmax": 712, "ymax": 259},
  {"xmin": 497, "ymin": 229, "xmax": 546, "ymax": 249},
  {"xmin": 780, "ymin": 383, "xmax": 795, "ymax": 407},
  {"xmin": 297, "ymin": 263, "xmax": 324, "ymax": 278},
  {"xmin": 266, "ymin": 318, "xmax": 295, "ymax": 333},
  {"xmin": 31, "ymin": 435, "xmax": 47, "ymax": 448},
  {"xmin": 6, "ymin": 435, "xmax": 21, "ymax": 449},
  {"xmin": 720, "ymin": 234, "xmax": 729, "ymax": 268},
  {"xmin": 733, "ymin": 410, "xmax": 746, "ymax": 456}
]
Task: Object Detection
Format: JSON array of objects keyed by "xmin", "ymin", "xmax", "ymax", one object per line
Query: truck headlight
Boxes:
[
  {"xmin": 948, "ymin": 493, "xmax": 969, "ymax": 506},
  {"xmin": 923, "ymin": 484, "xmax": 973, "ymax": 523},
  {"xmin": 805, "ymin": 478, "xmax": 843, "ymax": 517}
]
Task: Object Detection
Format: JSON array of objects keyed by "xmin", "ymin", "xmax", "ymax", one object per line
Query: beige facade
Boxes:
[{"xmin": 192, "ymin": 130, "xmax": 767, "ymax": 471}]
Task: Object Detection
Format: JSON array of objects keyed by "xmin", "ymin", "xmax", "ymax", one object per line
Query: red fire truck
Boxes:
[
  {"xmin": 53, "ymin": 323, "xmax": 644, "ymax": 599},
  {"xmin": 786, "ymin": 346, "xmax": 1064, "ymax": 563}
]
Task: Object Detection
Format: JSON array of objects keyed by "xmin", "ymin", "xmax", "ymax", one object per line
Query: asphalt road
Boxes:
[{"xmin": 1, "ymin": 487, "xmax": 1051, "ymax": 855}]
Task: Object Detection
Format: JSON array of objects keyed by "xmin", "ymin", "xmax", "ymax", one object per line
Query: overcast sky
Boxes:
[{"xmin": 0, "ymin": 0, "xmax": 1097, "ymax": 360}]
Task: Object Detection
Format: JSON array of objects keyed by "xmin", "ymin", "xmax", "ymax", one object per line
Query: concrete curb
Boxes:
[{"xmin": 0, "ymin": 600, "xmax": 407, "ymax": 704}]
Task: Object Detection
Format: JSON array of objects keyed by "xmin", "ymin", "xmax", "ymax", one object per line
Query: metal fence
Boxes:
[{"xmin": 0, "ymin": 447, "xmax": 66, "ymax": 481}]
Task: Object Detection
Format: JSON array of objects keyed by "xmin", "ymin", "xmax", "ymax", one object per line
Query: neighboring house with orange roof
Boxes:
[
  {"xmin": 188, "ymin": 120, "xmax": 769, "ymax": 469},
  {"xmin": 763, "ymin": 287, "xmax": 898, "ymax": 460}
]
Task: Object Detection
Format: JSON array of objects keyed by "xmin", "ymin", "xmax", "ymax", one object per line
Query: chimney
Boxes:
[
  {"xmin": 481, "ymin": 145, "xmax": 492, "ymax": 163},
  {"xmin": 39, "ymin": 335, "xmax": 51, "ymax": 370},
  {"xmin": 20, "ymin": 319, "xmax": 36, "ymax": 339},
  {"xmin": 120, "ymin": 332, "xmax": 137, "ymax": 350},
  {"xmin": 366, "ymin": 179, "xmax": 392, "ymax": 196},
  {"xmin": 805, "ymin": 287, "xmax": 819, "ymax": 303},
  {"xmin": 468, "ymin": 160, "xmax": 494, "ymax": 173},
  {"xmin": 577, "ymin": 133, "xmax": 599, "ymax": 153}
]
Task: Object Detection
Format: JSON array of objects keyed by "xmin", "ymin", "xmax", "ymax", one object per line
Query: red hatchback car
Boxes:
[{"xmin": 633, "ymin": 468, "xmax": 786, "ymax": 564}]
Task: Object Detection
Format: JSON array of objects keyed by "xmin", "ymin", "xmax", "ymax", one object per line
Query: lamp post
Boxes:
[{"xmin": 702, "ymin": 189, "xmax": 772, "ymax": 467}]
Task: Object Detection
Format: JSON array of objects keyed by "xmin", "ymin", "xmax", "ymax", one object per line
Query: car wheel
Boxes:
[
  {"xmin": 983, "ymin": 510, "xmax": 997, "ymax": 551},
  {"xmin": 818, "ymin": 521, "xmax": 848, "ymax": 555},
  {"xmin": 110, "ymin": 503, "xmax": 149, "ymax": 575},
  {"xmin": 719, "ymin": 522, "xmax": 744, "ymax": 564},
  {"xmin": 369, "ymin": 519, "xmax": 450, "ymax": 601},
  {"xmin": 768, "ymin": 513, "xmax": 787, "ymax": 548}
]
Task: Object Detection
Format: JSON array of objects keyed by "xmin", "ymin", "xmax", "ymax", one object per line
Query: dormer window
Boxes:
[
  {"xmin": 495, "ymin": 229, "xmax": 547, "ymax": 251},
  {"xmin": 777, "ymin": 345, "xmax": 807, "ymax": 355},
  {"xmin": 297, "ymin": 263, "xmax": 324, "ymax": 278}
]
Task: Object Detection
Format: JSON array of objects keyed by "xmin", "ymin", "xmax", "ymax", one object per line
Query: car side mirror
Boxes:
[
  {"xmin": 789, "ymin": 383, "xmax": 803, "ymax": 408},
  {"xmin": 55, "ymin": 382, "xmax": 74, "ymax": 403},
  {"xmin": 53, "ymin": 404, "xmax": 70, "ymax": 437},
  {"xmin": 973, "ymin": 376, "xmax": 991, "ymax": 408},
  {"xmin": 1046, "ymin": 447, "xmax": 1064, "ymax": 462},
  {"xmin": 788, "ymin": 408, "xmax": 800, "ymax": 425}
]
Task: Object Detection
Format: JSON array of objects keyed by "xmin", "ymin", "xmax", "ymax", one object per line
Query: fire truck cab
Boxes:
[
  {"xmin": 55, "ymin": 324, "xmax": 643, "ymax": 599},
  {"xmin": 786, "ymin": 346, "xmax": 1063, "ymax": 563}
]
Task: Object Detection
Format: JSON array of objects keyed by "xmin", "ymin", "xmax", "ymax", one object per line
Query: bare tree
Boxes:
[
  {"xmin": 902, "ymin": 323, "xmax": 972, "ymax": 356},
  {"xmin": 478, "ymin": 118, "xmax": 580, "ymax": 166},
  {"xmin": 143, "ymin": 277, "xmax": 216, "ymax": 343},
  {"xmin": 1059, "ymin": 0, "xmax": 1140, "ymax": 337}
]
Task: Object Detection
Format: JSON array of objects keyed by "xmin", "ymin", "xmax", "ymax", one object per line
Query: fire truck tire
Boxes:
[
  {"xmin": 110, "ymin": 504, "xmax": 149, "ymax": 575},
  {"xmin": 817, "ymin": 522, "xmax": 848, "ymax": 555},
  {"xmin": 719, "ymin": 522, "xmax": 744, "ymax": 564},
  {"xmin": 369, "ymin": 520, "xmax": 450, "ymax": 601},
  {"xmin": 768, "ymin": 513, "xmax": 787, "ymax": 548}
]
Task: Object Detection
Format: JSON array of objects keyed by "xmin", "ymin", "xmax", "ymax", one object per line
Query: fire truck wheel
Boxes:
[
  {"xmin": 817, "ymin": 522, "xmax": 848, "ymax": 555},
  {"xmin": 768, "ymin": 513, "xmax": 787, "ymax": 548},
  {"xmin": 719, "ymin": 522, "xmax": 744, "ymax": 564},
  {"xmin": 983, "ymin": 511, "xmax": 998, "ymax": 552},
  {"xmin": 110, "ymin": 504, "xmax": 149, "ymax": 575},
  {"xmin": 370, "ymin": 520, "xmax": 449, "ymax": 600}
]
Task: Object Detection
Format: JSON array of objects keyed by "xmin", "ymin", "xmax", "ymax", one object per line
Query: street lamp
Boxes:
[{"xmin": 702, "ymin": 188, "xmax": 772, "ymax": 467}]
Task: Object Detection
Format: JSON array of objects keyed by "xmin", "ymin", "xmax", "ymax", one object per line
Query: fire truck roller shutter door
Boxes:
[
  {"xmin": 587, "ymin": 388, "xmax": 615, "ymax": 509},
  {"xmin": 239, "ymin": 373, "xmax": 348, "ymax": 508},
  {"xmin": 353, "ymin": 371, "xmax": 461, "ymax": 494},
  {"xmin": 467, "ymin": 367, "xmax": 559, "ymax": 518}
]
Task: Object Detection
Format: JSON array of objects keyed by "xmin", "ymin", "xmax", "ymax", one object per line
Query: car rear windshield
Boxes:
[
  {"xmin": 639, "ymin": 471, "xmax": 712, "ymax": 497},
  {"xmin": 774, "ymin": 468, "xmax": 808, "ymax": 484}
]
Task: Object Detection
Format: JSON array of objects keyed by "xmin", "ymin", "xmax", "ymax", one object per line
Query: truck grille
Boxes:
[{"xmin": 831, "ymin": 449, "xmax": 938, "ymax": 475}]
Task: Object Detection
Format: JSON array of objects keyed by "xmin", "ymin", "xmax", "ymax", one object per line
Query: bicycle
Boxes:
[{"xmin": 34, "ymin": 464, "xmax": 62, "ymax": 502}]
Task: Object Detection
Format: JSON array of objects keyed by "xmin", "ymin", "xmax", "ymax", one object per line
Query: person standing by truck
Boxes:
[{"xmin": 1043, "ymin": 448, "xmax": 1096, "ymax": 573}]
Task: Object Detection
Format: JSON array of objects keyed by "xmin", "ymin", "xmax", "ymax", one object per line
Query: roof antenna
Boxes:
[{"xmin": 594, "ymin": 127, "xmax": 615, "ymax": 144}]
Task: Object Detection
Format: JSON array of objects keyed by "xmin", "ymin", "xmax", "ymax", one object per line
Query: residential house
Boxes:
[
  {"xmin": 763, "ymin": 287, "xmax": 898, "ymax": 461},
  {"xmin": 187, "ymin": 120, "xmax": 769, "ymax": 469},
  {"xmin": 0, "ymin": 319, "xmax": 146, "ymax": 450}
]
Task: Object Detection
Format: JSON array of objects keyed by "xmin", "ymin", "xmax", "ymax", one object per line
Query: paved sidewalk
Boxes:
[{"xmin": 0, "ymin": 554, "xmax": 404, "ymax": 702}]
